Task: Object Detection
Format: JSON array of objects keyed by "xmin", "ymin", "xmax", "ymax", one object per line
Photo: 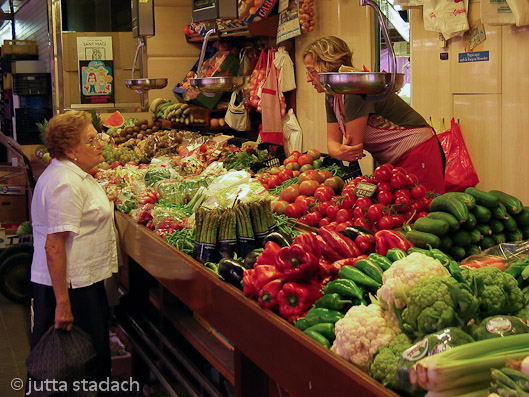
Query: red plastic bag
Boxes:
[
  {"xmin": 437, "ymin": 118, "xmax": 479, "ymax": 192},
  {"xmin": 249, "ymin": 49, "xmax": 268, "ymax": 108}
]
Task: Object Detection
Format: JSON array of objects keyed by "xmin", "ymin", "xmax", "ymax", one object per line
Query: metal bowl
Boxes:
[
  {"xmin": 190, "ymin": 76, "xmax": 246, "ymax": 93},
  {"xmin": 319, "ymin": 72, "xmax": 405, "ymax": 95},
  {"xmin": 125, "ymin": 78, "xmax": 168, "ymax": 93}
]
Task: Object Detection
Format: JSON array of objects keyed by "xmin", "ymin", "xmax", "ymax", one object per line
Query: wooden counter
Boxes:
[{"xmin": 115, "ymin": 211, "xmax": 397, "ymax": 397}]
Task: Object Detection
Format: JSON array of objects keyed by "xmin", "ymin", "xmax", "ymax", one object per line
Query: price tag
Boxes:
[{"xmin": 353, "ymin": 182, "xmax": 377, "ymax": 198}]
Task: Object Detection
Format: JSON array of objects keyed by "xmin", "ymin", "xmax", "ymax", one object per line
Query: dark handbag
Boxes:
[{"xmin": 26, "ymin": 325, "xmax": 97, "ymax": 395}]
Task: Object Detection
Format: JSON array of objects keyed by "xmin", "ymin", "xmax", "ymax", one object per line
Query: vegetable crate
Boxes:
[
  {"xmin": 1, "ymin": 40, "xmax": 37, "ymax": 56},
  {"xmin": 258, "ymin": 142, "xmax": 286, "ymax": 167},
  {"xmin": 13, "ymin": 73, "xmax": 51, "ymax": 96}
]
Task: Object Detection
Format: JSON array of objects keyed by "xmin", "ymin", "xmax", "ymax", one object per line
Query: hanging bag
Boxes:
[
  {"xmin": 259, "ymin": 49, "xmax": 284, "ymax": 145},
  {"xmin": 225, "ymin": 89, "xmax": 250, "ymax": 131},
  {"xmin": 437, "ymin": 118, "xmax": 479, "ymax": 192}
]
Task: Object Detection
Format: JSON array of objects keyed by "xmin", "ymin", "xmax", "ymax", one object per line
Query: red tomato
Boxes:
[
  {"xmin": 367, "ymin": 203, "xmax": 385, "ymax": 222},
  {"xmin": 268, "ymin": 175, "xmax": 282, "ymax": 189},
  {"xmin": 299, "ymin": 179, "xmax": 320, "ymax": 196},
  {"xmin": 284, "ymin": 203, "xmax": 302, "ymax": 218},
  {"xmin": 290, "ymin": 150, "xmax": 302, "ymax": 158},
  {"xmin": 406, "ymin": 173, "xmax": 420, "ymax": 187},
  {"xmin": 283, "ymin": 155, "xmax": 299, "ymax": 166},
  {"xmin": 279, "ymin": 184, "xmax": 300, "ymax": 203},
  {"xmin": 390, "ymin": 173, "xmax": 408, "ymax": 190},
  {"xmin": 377, "ymin": 190, "xmax": 394, "ymax": 206},
  {"xmin": 416, "ymin": 211, "xmax": 429, "ymax": 219},
  {"xmin": 319, "ymin": 217, "xmax": 331, "ymax": 228},
  {"xmin": 326, "ymin": 204, "xmax": 340, "ymax": 221},
  {"xmin": 391, "ymin": 215, "xmax": 405, "ymax": 228},
  {"xmin": 410, "ymin": 200, "xmax": 424, "ymax": 213},
  {"xmin": 355, "ymin": 197, "xmax": 374, "ymax": 210},
  {"xmin": 353, "ymin": 206, "xmax": 366, "ymax": 220},
  {"xmin": 273, "ymin": 200, "xmax": 289, "ymax": 215},
  {"xmin": 335, "ymin": 221, "xmax": 354, "ymax": 232},
  {"xmin": 304, "ymin": 210, "xmax": 323, "ymax": 226},
  {"xmin": 395, "ymin": 195, "xmax": 412, "ymax": 212},
  {"xmin": 314, "ymin": 185, "xmax": 334, "ymax": 202},
  {"xmin": 353, "ymin": 217, "xmax": 371, "ymax": 228},
  {"xmin": 307, "ymin": 149, "xmax": 321, "ymax": 160},
  {"xmin": 324, "ymin": 176, "xmax": 345, "ymax": 195},
  {"xmin": 420, "ymin": 196, "xmax": 433, "ymax": 211},
  {"xmin": 298, "ymin": 170, "xmax": 324, "ymax": 184},
  {"xmin": 377, "ymin": 181, "xmax": 393, "ymax": 192},
  {"xmin": 373, "ymin": 165, "xmax": 392, "ymax": 183},
  {"xmin": 395, "ymin": 189, "xmax": 412, "ymax": 199},
  {"xmin": 335, "ymin": 208, "xmax": 353, "ymax": 223},
  {"xmin": 377, "ymin": 215, "xmax": 395, "ymax": 230},
  {"xmin": 297, "ymin": 154, "xmax": 314, "ymax": 166},
  {"xmin": 317, "ymin": 201, "xmax": 330, "ymax": 216},
  {"xmin": 318, "ymin": 170, "xmax": 333, "ymax": 181},
  {"xmin": 411, "ymin": 184, "xmax": 427, "ymax": 200},
  {"xmin": 341, "ymin": 191, "xmax": 357, "ymax": 209},
  {"xmin": 392, "ymin": 166, "xmax": 408, "ymax": 175},
  {"xmin": 298, "ymin": 196, "xmax": 317, "ymax": 215}
]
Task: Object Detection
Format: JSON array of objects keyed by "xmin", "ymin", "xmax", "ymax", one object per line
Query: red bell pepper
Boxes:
[
  {"xmin": 374, "ymin": 229, "xmax": 414, "ymax": 256},
  {"xmin": 275, "ymin": 244, "xmax": 319, "ymax": 282},
  {"xmin": 242, "ymin": 268, "xmax": 258, "ymax": 298},
  {"xmin": 355, "ymin": 234, "xmax": 376, "ymax": 255},
  {"xmin": 319, "ymin": 227, "xmax": 361, "ymax": 259},
  {"xmin": 293, "ymin": 232, "xmax": 322, "ymax": 258},
  {"xmin": 255, "ymin": 241, "xmax": 282, "ymax": 267},
  {"xmin": 257, "ymin": 278, "xmax": 285, "ymax": 310},
  {"xmin": 253, "ymin": 265, "xmax": 285, "ymax": 292},
  {"xmin": 317, "ymin": 258, "xmax": 345, "ymax": 280},
  {"xmin": 277, "ymin": 280, "xmax": 323, "ymax": 322},
  {"xmin": 316, "ymin": 235, "xmax": 343, "ymax": 262}
]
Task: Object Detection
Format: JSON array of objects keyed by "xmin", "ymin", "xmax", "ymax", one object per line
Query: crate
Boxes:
[
  {"xmin": 20, "ymin": 96, "xmax": 45, "ymax": 109},
  {"xmin": 0, "ymin": 191, "xmax": 27, "ymax": 223},
  {"xmin": 15, "ymin": 108, "xmax": 51, "ymax": 145},
  {"xmin": 1, "ymin": 40, "xmax": 37, "ymax": 56},
  {"xmin": 13, "ymin": 73, "xmax": 50, "ymax": 95}
]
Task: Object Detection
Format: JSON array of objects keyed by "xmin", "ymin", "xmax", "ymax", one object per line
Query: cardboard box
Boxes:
[
  {"xmin": 0, "ymin": 228, "xmax": 32, "ymax": 249},
  {"xmin": 0, "ymin": 191, "xmax": 28, "ymax": 223}
]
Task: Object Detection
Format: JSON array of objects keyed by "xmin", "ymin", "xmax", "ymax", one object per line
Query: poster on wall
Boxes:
[
  {"xmin": 277, "ymin": 0, "xmax": 301, "ymax": 44},
  {"xmin": 77, "ymin": 37, "xmax": 115, "ymax": 105}
]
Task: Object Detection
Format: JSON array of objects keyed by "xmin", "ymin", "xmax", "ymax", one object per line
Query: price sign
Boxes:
[{"xmin": 353, "ymin": 182, "xmax": 377, "ymax": 198}]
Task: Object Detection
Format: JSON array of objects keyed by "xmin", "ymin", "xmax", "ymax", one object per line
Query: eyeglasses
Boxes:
[
  {"xmin": 306, "ymin": 68, "xmax": 319, "ymax": 78},
  {"xmin": 82, "ymin": 134, "xmax": 103, "ymax": 149}
]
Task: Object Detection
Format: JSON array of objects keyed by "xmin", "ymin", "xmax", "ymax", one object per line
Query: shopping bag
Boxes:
[
  {"xmin": 282, "ymin": 109, "xmax": 302, "ymax": 154},
  {"xmin": 437, "ymin": 118, "xmax": 479, "ymax": 192},
  {"xmin": 481, "ymin": 0, "xmax": 515, "ymax": 25},
  {"xmin": 273, "ymin": 47, "xmax": 296, "ymax": 92},
  {"xmin": 423, "ymin": 0, "xmax": 469, "ymax": 40},
  {"xmin": 260, "ymin": 50, "xmax": 284, "ymax": 145},
  {"xmin": 225, "ymin": 89, "xmax": 250, "ymax": 131}
]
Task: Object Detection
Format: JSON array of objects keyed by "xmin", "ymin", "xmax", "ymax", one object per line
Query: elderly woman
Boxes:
[
  {"xmin": 29, "ymin": 110, "xmax": 118, "ymax": 383},
  {"xmin": 303, "ymin": 36, "xmax": 445, "ymax": 193}
]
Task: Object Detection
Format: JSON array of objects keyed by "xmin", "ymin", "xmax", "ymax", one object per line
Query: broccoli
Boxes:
[
  {"xmin": 369, "ymin": 333, "xmax": 413, "ymax": 390},
  {"xmin": 516, "ymin": 305, "xmax": 529, "ymax": 323},
  {"xmin": 461, "ymin": 267, "xmax": 528, "ymax": 319},
  {"xmin": 401, "ymin": 276, "xmax": 479, "ymax": 337}
]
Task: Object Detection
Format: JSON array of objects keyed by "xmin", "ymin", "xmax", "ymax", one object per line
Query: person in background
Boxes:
[
  {"xmin": 303, "ymin": 36, "xmax": 445, "ymax": 193},
  {"xmin": 29, "ymin": 110, "xmax": 118, "ymax": 384}
]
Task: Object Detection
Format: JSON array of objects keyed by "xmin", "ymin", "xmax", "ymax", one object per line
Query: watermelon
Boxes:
[{"xmin": 103, "ymin": 111, "xmax": 125, "ymax": 129}]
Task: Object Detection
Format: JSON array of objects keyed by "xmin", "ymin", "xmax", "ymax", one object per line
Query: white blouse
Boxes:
[{"xmin": 31, "ymin": 159, "xmax": 118, "ymax": 288}]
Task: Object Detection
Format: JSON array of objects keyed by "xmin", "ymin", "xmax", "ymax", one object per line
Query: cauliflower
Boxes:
[
  {"xmin": 331, "ymin": 303, "xmax": 402, "ymax": 371},
  {"xmin": 376, "ymin": 252, "xmax": 450, "ymax": 312},
  {"xmin": 401, "ymin": 276, "xmax": 479, "ymax": 337},
  {"xmin": 369, "ymin": 333, "xmax": 413, "ymax": 390},
  {"xmin": 461, "ymin": 267, "xmax": 527, "ymax": 319}
]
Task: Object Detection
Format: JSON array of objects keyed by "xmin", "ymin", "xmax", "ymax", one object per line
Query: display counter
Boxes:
[{"xmin": 115, "ymin": 211, "xmax": 397, "ymax": 396}]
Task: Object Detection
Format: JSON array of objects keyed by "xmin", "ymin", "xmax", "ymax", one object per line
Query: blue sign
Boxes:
[{"xmin": 458, "ymin": 51, "xmax": 489, "ymax": 63}]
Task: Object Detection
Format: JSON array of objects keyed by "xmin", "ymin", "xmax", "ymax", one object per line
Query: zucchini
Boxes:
[
  {"xmin": 445, "ymin": 192, "xmax": 476, "ymax": 209},
  {"xmin": 506, "ymin": 228, "xmax": 523, "ymax": 243},
  {"xmin": 489, "ymin": 190, "xmax": 524, "ymax": 215},
  {"xmin": 468, "ymin": 228, "xmax": 482, "ymax": 244},
  {"xmin": 479, "ymin": 236, "xmax": 495, "ymax": 250},
  {"xmin": 427, "ymin": 211, "xmax": 460, "ymax": 231},
  {"xmin": 413, "ymin": 217, "xmax": 449, "ymax": 236},
  {"xmin": 462, "ymin": 213, "xmax": 477, "ymax": 230},
  {"xmin": 472, "ymin": 205, "xmax": 492, "ymax": 224},
  {"xmin": 465, "ymin": 187, "xmax": 499, "ymax": 208},
  {"xmin": 502, "ymin": 214, "xmax": 518, "ymax": 232},
  {"xmin": 448, "ymin": 246, "xmax": 466, "ymax": 261},
  {"xmin": 440, "ymin": 235, "xmax": 453, "ymax": 251},
  {"xmin": 491, "ymin": 202, "xmax": 509, "ymax": 220},
  {"xmin": 514, "ymin": 207, "xmax": 529, "ymax": 226},
  {"xmin": 476, "ymin": 224, "xmax": 493, "ymax": 236},
  {"xmin": 489, "ymin": 219, "xmax": 504, "ymax": 233},
  {"xmin": 452, "ymin": 230, "xmax": 471, "ymax": 246},
  {"xmin": 466, "ymin": 244, "xmax": 481, "ymax": 256},
  {"xmin": 405, "ymin": 230, "xmax": 441, "ymax": 249},
  {"xmin": 491, "ymin": 233, "xmax": 506, "ymax": 245},
  {"xmin": 430, "ymin": 194, "xmax": 469, "ymax": 223}
]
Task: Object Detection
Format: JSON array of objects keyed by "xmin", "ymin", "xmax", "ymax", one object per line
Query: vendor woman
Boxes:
[{"xmin": 303, "ymin": 36, "xmax": 445, "ymax": 194}]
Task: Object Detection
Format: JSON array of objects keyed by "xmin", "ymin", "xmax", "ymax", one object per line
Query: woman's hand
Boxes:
[
  {"xmin": 55, "ymin": 300, "xmax": 74, "ymax": 331},
  {"xmin": 335, "ymin": 139, "xmax": 365, "ymax": 162}
]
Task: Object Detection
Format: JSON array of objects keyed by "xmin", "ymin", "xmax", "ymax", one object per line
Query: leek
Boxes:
[{"xmin": 410, "ymin": 334, "xmax": 529, "ymax": 393}]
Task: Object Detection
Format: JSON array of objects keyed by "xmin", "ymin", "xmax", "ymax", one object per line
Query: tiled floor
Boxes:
[{"xmin": 0, "ymin": 292, "xmax": 30, "ymax": 397}]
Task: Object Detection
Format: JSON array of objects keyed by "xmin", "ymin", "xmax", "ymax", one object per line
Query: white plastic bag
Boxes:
[
  {"xmin": 282, "ymin": 109, "xmax": 302, "ymax": 154},
  {"xmin": 423, "ymin": 0, "xmax": 469, "ymax": 40},
  {"xmin": 505, "ymin": 0, "xmax": 529, "ymax": 26},
  {"xmin": 225, "ymin": 89, "xmax": 250, "ymax": 131},
  {"xmin": 273, "ymin": 47, "xmax": 296, "ymax": 92},
  {"xmin": 481, "ymin": 0, "xmax": 515, "ymax": 25}
]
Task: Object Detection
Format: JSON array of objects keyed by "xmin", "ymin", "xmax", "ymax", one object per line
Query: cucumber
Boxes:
[
  {"xmin": 476, "ymin": 224, "xmax": 493, "ymax": 236},
  {"xmin": 489, "ymin": 219, "xmax": 504, "ymax": 233},
  {"xmin": 452, "ymin": 230, "xmax": 471, "ymax": 246},
  {"xmin": 430, "ymin": 194, "xmax": 469, "ymax": 223},
  {"xmin": 506, "ymin": 228, "xmax": 523, "ymax": 242},
  {"xmin": 489, "ymin": 190, "xmax": 524, "ymax": 215},
  {"xmin": 448, "ymin": 246, "xmax": 466, "ymax": 261},
  {"xmin": 479, "ymin": 236, "xmax": 495, "ymax": 250},
  {"xmin": 491, "ymin": 202, "xmax": 509, "ymax": 220},
  {"xmin": 472, "ymin": 205, "xmax": 492, "ymax": 224},
  {"xmin": 440, "ymin": 235, "xmax": 453, "ymax": 251},
  {"xmin": 466, "ymin": 244, "xmax": 481, "ymax": 256},
  {"xmin": 427, "ymin": 211, "xmax": 460, "ymax": 231},
  {"xmin": 502, "ymin": 214, "xmax": 518, "ymax": 232},
  {"xmin": 462, "ymin": 213, "xmax": 477, "ymax": 230},
  {"xmin": 514, "ymin": 207, "xmax": 529, "ymax": 226},
  {"xmin": 405, "ymin": 230, "xmax": 442, "ymax": 249},
  {"xmin": 468, "ymin": 228, "xmax": 482, "ymax": 244},
  {"xmin": 445, "ymin": 192, "xmax": 476, "ymax": 210},
  {"xmin": 491, "ymin": 233, "xmax": 506, "ymax": 245},
  {"xmin": 413, "ymin": 217, "xmax": 449, "ymax": 236},
  {"xmin": 464, "ymin": 187, "xmax": 499, "ymax": 208}
]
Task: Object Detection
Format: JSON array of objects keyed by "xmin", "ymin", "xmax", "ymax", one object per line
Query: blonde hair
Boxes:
[
  {"xmin": 46, "ymin": 110, "xmax": 92, "ymax": 159},
  {"xmin": 303, "ymin": 36, "xmax": 353, "ymax": 73}
]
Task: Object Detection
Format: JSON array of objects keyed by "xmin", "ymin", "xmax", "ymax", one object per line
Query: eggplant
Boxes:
[
  {"xmin": 244, "ymin": 248, "xmax": 264, "ymax": 269},
  {"xmin": 218, "ymin": 258, "xmax": 246, "ymax": 289},
  {"xmin": 262, "ymin": 230, "xmax": 292, "ymax": 248},
  {"xmin": 340, "ymin": 225, "xmax": 374, "ymax": 241}
]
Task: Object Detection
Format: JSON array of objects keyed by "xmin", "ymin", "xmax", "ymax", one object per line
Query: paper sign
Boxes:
[
  {"xmin": 77, "ymin": 37, "xmax": 113, "ymax": 61},
  {"xmin": 277, "ymin": 0, "xmax": 301, "ymax": 44}
]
